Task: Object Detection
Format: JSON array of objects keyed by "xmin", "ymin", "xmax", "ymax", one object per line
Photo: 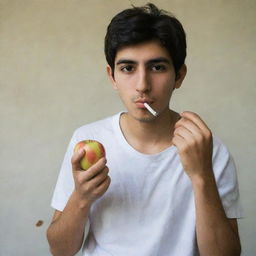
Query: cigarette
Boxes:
[{"xmin": 144, "ymin": 103, "xmax": 158, "ymax": 117}]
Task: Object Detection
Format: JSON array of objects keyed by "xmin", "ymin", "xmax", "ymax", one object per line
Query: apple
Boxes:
[{"xmin": 74, "ymin": 140, "xmax": 105, "ymax": 170}]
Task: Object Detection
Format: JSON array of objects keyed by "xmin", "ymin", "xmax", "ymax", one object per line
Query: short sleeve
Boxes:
[{"xmin": 212, "ymin": 137, "xmax": 243, "ymax": 219}]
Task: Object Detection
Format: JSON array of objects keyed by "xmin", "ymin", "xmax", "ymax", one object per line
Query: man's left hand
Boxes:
[{"xmin": 172, "ymin": 111, "xmax": 213, "ymax": 180}]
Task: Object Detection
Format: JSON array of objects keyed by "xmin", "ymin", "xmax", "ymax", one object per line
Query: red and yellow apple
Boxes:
[{"xmin": 74, "ymin": 140, "xmax": 105, "ymax": 170}]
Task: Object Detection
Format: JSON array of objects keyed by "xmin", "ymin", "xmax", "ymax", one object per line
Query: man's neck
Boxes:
[{"xmin": 120, "ymin": 108, "xmax": 179, "ymax": 154}]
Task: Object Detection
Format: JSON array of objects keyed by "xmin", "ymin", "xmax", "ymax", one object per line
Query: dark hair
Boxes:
[{"xmin": 104, "ymin": 3, "xmax": 187, "ymax": 75}]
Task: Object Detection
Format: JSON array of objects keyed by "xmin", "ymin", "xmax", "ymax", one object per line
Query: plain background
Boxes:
[{"xmin": 0, "ymin": 0, "xmax": 255, "ymax": 255}]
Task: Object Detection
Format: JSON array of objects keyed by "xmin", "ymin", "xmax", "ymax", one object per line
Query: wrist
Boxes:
[
  {"xmin": 190, "ymin": 169, "xmax": 216, "ymax": 189},
  {"xmin": 71, "ymin": 191, "xmax": 92, "ymax": 211}
]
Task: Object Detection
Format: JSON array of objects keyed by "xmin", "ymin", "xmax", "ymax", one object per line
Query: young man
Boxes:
[{"xmin": 47, "ymin": 3, "xmax": 242, "ymax": 256}]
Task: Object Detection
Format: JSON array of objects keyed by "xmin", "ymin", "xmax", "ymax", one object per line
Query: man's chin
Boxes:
[
  {"xmin": 133, "ymin": 114, "xmax": 157, "ymax": 123},
  {"xmin": 125, "ymin": 108, "xmax": 161, "ymax": 122}
]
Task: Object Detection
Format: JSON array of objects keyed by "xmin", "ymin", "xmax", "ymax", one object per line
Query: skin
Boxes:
[
  {"xmin": 46, "ymin": 151, "xmax": 110, "ymax": 256},
  {"xmin": 47, "ymin": 40, "xmax": 241, "ymax": 256},
  {"xmin": 107, "ymin": 40, "xmax": 186, "ymax": 154},
  {"xmin": 173, "ymin": 111, "xmax": 241, "ymax": 255}
]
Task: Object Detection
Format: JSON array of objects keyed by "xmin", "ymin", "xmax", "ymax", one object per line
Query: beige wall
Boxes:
[{"xmin": 0, "ymin": 0, "xmax": 255, "ymax": 255}]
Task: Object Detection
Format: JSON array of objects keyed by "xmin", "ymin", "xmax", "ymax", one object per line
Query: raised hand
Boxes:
[{"xmin": 172, "ymin": 111, "xmax": 213, "ymax": 180}]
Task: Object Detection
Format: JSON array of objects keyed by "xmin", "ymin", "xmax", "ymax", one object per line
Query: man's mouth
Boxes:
[
  {"xmin": 134, "ymin": 98, "xmax": 154, "ymax": 108},
  {"xmin": 135, "ymin": 101, "xmax": 153, "ymax": 108}
]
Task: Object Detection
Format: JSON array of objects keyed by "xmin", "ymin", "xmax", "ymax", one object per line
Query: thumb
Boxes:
[{"xmin": 71, "ymin": 148, "xmax": 86, "ymax": 171}]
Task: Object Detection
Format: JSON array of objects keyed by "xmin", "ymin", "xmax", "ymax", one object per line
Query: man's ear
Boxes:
[
  {"xmin": 106, "ymin": 65, "xmax": 118, "ymax": 90},
  {"xmin": 174, "ymin": 64, "xmax": 187, "ymax": 89}
]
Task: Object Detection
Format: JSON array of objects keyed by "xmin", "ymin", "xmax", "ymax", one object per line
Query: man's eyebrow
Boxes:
[
  {"xmin": 146, "ymin": 57, "xmax": 171, "ymax": 65},
  {"xmin": 116, "ymin": 59, "xmax": 137, "ymax": 65},
  {"xmin": 116, "ymin": 57, "xmax": 171, "ymax": 65}
]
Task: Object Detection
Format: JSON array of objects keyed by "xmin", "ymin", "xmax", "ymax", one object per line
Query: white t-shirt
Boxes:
[{"xmin": 51, "ymin": 112, "xmax": 243, "ymax": 256}]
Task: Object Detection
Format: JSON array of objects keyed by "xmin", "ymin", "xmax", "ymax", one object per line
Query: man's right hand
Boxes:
[
  {"xmin": 71, "ymin": 148, "xmax": 111, "ymax": 206},
  {"xmin": 47, "ymin": 148, "xmax": 109, "ymax": 256}
]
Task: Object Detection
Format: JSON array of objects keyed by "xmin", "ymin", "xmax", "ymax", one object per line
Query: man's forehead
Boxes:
[{"xmin": 115, "ymin": 41, "xmax": 172, "ymax": 65}]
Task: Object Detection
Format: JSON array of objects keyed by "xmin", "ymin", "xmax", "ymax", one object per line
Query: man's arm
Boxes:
[
  {"xmin": 192, "ymin": 171, "xmax": 241, "ymax": 255},
  {"xmin": 47, "ymin": 149, "xmax": 111, "ymax": 256},
  {"xmin": 172, "ymin": 111, "xmax": 241, "ymax": 256},
  {"xmin": 47, "ymin": 194, "xmax": 90, "ymax": 256}
]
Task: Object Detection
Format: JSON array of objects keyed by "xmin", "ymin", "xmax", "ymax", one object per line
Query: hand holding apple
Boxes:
[
  {"xmin": 71, "ymin": 141, "xmax": 110, "ymax": 205},
  {"xmin": 74, "ymin": 140, "xmax": 106, "ymax": 170}
]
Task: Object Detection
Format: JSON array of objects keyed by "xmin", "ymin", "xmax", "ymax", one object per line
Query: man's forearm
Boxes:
[
  {"xmin": 47, "ymin": 191, "xmax": 91, "ymax": 256},
  {"xmin": 192, "ymin": 172, "xmax": 241, "ymax": 256}
]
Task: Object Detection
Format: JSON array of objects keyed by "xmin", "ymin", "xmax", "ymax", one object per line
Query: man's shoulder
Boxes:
[
  {"xmin": 212, "ymin": 135, "xmax": 233, "ymax": 162},
  {"xmin": 212, "ymin": 135, "xmax": 228, "ymax": 150},
  {"xmin": 73, "ymin": 112, "xmax": 121, "ymax": 139}
]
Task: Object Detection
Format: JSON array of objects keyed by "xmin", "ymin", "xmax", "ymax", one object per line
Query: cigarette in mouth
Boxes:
[{"xmin": 144, "ymin": 103, "xmax": 158, "ymax": 117}]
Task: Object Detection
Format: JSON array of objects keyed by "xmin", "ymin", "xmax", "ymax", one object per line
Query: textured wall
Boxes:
[{"xmin": 0, "ymin": 0, "xmax": 255, "ymax": 255}]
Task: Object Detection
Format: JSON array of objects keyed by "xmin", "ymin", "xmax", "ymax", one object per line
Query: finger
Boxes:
[
  {"xmin": 180, "ymin": 111, "xmax": 209, "ymax": 131},
  {"xmin": 85, "ymin": 157, "xmax": 107, "ymax": 180},
  {"xmin": 175, "ymin": 117, "xmax": 202, "ymax": 137},
  {"xmin": 172, "ymin": 133, "xmax": 187, "ymax": 151},
  {"xmin": 71, "ymin": 148, "xmax": 86, "ymax": 171},
  {"xmin": 94, "ymin": 176, "xmax": 111, "ymax": 195},
  {"xmin": 174, "ymin": 126, "xmax": 194, "ymax": 142},
  {"xmin": 90, "ymin": 167, "xmax": 109, "ymax": 187}
]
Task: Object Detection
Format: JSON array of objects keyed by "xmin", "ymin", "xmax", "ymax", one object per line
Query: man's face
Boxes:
[{"xmin": 107, "ymin": 40, "xmax": 186, "ymax": 122}]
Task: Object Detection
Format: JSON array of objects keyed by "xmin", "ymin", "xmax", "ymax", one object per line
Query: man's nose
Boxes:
[{"xmin": 135, "ymin": 69, "xmax": 151, "ymax": 93}]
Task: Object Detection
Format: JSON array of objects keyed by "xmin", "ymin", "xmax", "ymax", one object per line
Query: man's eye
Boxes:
[
  {"xmin": 151, "ymin": 65, "xmax": 166, "ymax": 72},
  {"xmin": 121, "ymin": 65, "xmax": 134, "ymax": 72}
]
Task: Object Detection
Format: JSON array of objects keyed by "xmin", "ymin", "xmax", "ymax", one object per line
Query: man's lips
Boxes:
[
  {"xmin": 135, "ymin": 99, "xmax": 154, "ymax": 104},
  {"xmin": 135, "ymin": 99, "xmax": 154, "ymax": 108}
]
